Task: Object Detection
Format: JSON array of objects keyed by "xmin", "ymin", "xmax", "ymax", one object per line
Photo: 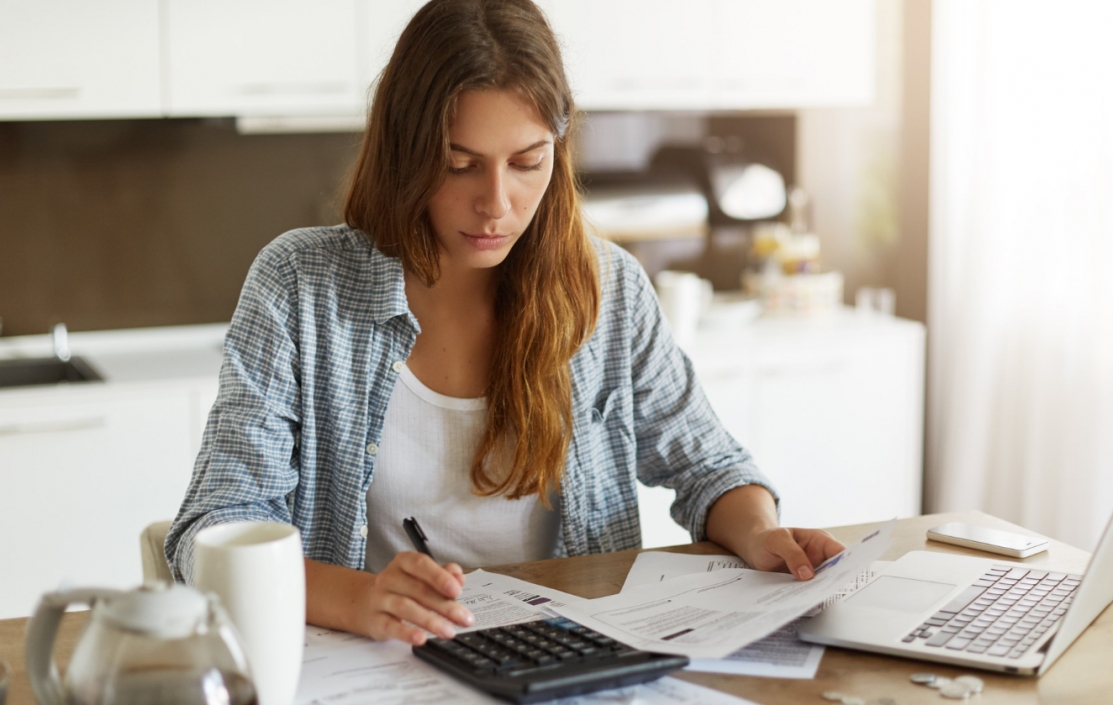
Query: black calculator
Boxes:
[{"xmin": 413, "ymin": 617, "xmax": 689, "ymax": 703}]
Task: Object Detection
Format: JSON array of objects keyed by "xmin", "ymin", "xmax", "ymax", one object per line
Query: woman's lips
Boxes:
[{"xmin": 462, "ymin": 232, "xmax": 512, "ymax": 251}]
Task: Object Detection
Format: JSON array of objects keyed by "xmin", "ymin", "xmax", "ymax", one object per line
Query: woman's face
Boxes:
[{"xmin": 426, "ymin": 89, "xmax": 555, "ymax": 273}]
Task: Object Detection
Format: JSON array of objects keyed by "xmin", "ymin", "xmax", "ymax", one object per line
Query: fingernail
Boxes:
[
  {"xmin": 798, "ymin": 566, "xmax": 813, "ymax": 580},
  {"xmin": 441, "ymin": 625, "xmax": 456, "ymax": 639},
  {"xmin": 458, "ymin": 610, "xmax": 474, "ymax": 626}
]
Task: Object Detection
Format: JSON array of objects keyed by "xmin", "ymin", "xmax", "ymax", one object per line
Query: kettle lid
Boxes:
[{"xmin": 98, "ymin": 582, "xmax": 209, "ymax": 639}]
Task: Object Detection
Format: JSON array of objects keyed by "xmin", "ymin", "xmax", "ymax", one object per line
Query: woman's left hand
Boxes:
[{"xmin": 739, "ymin": 527, "xmax": 845, "ymax": 581}]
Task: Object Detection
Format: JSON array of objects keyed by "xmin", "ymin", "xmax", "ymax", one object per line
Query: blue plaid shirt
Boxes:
[{"xmin": 166, "ymin": 225, "xmax": 776, "ymax": 583}]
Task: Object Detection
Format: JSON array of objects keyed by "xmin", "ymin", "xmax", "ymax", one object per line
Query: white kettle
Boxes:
[{"xmin": 25, "ymin": 583, "xmax": 256, "ymax": 705}]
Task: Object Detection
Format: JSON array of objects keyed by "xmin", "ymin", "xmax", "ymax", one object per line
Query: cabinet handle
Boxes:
[
  {"xmin": 757, "ymin": 361, "xmax": 847, "ymax": 377},
  {"xmin": 0, "ymin": 417, "xmax": 107, "ymax": 437},
  {"xmin": 0, "ymin": 87, "xmax": 80, "ymax": 100},
  {"xmin": 234, "ymin": 82, "xmax": 347, "ymax": 96}
]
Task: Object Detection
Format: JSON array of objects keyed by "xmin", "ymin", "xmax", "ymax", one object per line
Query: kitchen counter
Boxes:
[{"xmin": 0, "ymin": 323, "xmax": 227, "ymax": 387}]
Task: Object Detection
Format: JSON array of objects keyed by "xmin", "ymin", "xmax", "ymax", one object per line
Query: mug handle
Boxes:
[{"xmin": 25, "ymin": 588, "xmax": 124, "ymax": 705}]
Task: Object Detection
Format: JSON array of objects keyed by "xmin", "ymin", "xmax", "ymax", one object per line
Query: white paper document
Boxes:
[
  {"xmin": 297, "ymin": 627, "xmax": 495, "ymax": 705},
  {"xmin": 621, "ymin": 552, "xmax": 749, "ymax": 588},
  {"xmin": 554, "ymin": 521, "xmax": 894, "ymax": 659},
  {"xmin": 620, "ymin": 551, "xmax": 822, "ymax": 678},
  {"xmin": 619, "ymin": 552, "xmax": 891, "ymax": 678},
  {"xmin": 456, "ymin": 568, "xmax": 587, "ymax": 632},
  {"xmin": 296, "ymin": 625, "xmax": 757, "ymax": 705}
]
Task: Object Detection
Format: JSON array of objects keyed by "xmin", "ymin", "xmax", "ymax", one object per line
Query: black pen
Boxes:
[{"xmin": 403, "ymin": 516, "xmax": 437, "ymax": 562}]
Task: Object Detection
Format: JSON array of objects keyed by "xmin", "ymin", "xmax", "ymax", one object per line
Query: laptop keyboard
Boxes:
[{"xmin": 903, "ymin": 566, "xmax": 1081, "ymax": 659}]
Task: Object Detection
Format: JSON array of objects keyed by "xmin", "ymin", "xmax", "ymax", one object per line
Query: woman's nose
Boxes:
[{"xmin": 476, "ymin": 169, "xmax": 510, "ymax": 219}]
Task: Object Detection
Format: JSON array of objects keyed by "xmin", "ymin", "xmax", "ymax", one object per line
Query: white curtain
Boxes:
[{"xmin": 929, "ymin": 1, "xmax": 1113, "ymax": 551}]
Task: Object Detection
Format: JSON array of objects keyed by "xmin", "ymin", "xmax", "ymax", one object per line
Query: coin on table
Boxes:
[
  {"xmin": 910, "ymin": 672, "xmax": 938, "ymax": 685},
  {"xmin": 954, "ymin": 675, "xmax": 985, "ymax": 693},
  {"xmin": 939, "ymin": 681, "xmax": 975, "ymax": 700},
  {"xmin": 927, "ymin": 676, "xmax": 953, "ymax": 689},
  {"xmin": 822, "ymin": 692, "xmax": 846, "ymax": 702}
]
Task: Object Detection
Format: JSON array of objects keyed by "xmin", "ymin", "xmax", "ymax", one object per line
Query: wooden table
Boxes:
[{"xmin": 2, "ymin": 511, "xmax": 1110, "ymax": 704}]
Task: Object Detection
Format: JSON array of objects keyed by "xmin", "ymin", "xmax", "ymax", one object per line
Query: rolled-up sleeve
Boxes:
[
  {"xmin": 625, "ymin": 263, "xmax": 779, "ymax": 541},
  {"xmin": 165, "ymin": 245, "xmax": 302, "ymax": 584}
]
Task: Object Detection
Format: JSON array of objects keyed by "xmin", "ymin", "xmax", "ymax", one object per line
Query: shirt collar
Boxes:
[{"xmin": 367, "ymin": 240, "xmax": 420, "ymax": 332}]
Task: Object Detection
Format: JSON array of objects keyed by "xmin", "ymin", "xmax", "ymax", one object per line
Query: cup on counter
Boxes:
[
  {"xmin": 855, "ymin": 286, "xmax": 895, "ymax": 315},
  {"xmin": 195, "ymin": 522, "xmax": 305, "ymax": 705},
  {"xmin": 654, "ymin": 270, "xmax": 712, "ymax": 348}
]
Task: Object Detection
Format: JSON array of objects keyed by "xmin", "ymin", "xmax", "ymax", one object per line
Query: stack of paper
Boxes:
[{"xmin": 552, "ymin": 521, "xmax": 894, "ymax": 661}]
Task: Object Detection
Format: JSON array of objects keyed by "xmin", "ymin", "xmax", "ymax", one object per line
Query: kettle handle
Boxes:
[{"xmin": 25, "ymin": 588, "xmax": 125, "ymax": 705}]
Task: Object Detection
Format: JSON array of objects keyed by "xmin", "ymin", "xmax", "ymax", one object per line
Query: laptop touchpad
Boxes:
[{"xmin": 844, "ymin": 576, "xmax": 956, "ymax": 612}]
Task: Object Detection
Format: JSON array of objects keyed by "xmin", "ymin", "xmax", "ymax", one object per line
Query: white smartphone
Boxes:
[{"xmin": 927, "ymin": 522, "xmax": 1050, "ymax": 558}]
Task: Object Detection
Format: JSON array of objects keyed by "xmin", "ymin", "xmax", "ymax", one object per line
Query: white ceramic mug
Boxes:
[
  {"xmin": 654, "ymin": 270, "xmax": 713, "ymax": 348},
  {"xmin": 194, "ymin": 522, "xmax": 305, "ymax": 705}
]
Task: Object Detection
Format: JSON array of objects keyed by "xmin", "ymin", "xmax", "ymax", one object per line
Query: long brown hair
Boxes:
[{"xmin": 345, "ymin": 0, "xmax": 599, "ymax": 503}]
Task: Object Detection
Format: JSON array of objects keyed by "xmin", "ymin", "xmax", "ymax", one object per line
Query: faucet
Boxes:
[{"xmin": 52, "ymin": 323, "xmax": 71, "ymax": 362}]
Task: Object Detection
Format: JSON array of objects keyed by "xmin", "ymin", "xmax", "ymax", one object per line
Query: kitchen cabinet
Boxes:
[
  {"xmin": 359, "ymin": 0, "xmax": 428, "ymax": 93},
  {"xmin": 0, "ymin": 0, "xmax": 876, "ymax": 122},
  {"xmin": 637, "ymin": 311, "xmax": 924, "ymax": 548},
  {"xmin": 709, "ymin": 0, "xmax": 875, "ymax": 108},
  {"xmin": 539, "ymin": 0, "xmax": 875, "ymax": 111},
  {"xmin": 538, "ymin": 0, "xmax": 714, "ymax": 110},
  {"xmin": 164, "ymin": 0, "xmax": 364, "ymax": 117},
  {"xmin": 0, "ymin": 384, "xmax": 195, "ymax": 619},
  {"xmin": 0, "ymin": 324, "xmax": 225, "ymax": 619},
  {"xmin": 0, "ymin": 0, "xmax": 161, "ymax": 120}
]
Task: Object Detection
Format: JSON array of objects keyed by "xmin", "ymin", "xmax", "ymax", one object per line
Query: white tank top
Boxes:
[{"xmin": 364, "ymin": 364, "xmax": 561, "ymax": 573}]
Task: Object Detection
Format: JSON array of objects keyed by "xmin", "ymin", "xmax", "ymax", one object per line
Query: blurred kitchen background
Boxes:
[{"xmin": 2, "ymin": 0, "xmax": 1111, "ymax": 618}]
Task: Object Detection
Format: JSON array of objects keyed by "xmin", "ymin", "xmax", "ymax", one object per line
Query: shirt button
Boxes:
[
  {"xmin": 366, "ymin": 442, "xmax": 378, "ymax": 455},
  {"xmin": 359, "ymin": 525, "xmax": 368, "ymax": 538},
  {"xmin": 392, "ymin": 360, "xmax": 405, "ymax": 373}
]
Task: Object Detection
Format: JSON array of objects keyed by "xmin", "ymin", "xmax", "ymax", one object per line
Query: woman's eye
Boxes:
[
  {"xmin": 513, "ymin": 161, "xmax": 544, "ymax": 172},
  {"xmin": 448, "ymin": 164, "xmax": 473, "ymax": 174}
]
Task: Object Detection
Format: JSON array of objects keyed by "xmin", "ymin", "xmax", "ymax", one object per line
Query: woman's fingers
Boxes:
[
  {"xmin": 445, "ymin": 562, "xmax": 467, "ymax": 587},
  {"xmin": 772, "ymin": 533, "xmax": 816, "ymax": 580},
  {"xmin": 398, "ymin": 552, "xmax": 467, "ymax": 599},
  {"xmin": 794, "ymin": 528, "xmax": 846, "ymax": 568},
  {"xmin": 363, "ymin": 553, "xmax": 476, "ymax": 646},
  {"xmin": 384, "ymin": 571, "xmax": 474, "ymax": 627},
  {"xmin": 381, "ymin": 591, "xmax": 461, "ymax": 640},
  {"xmin": 369, "ymin": 609, "xmax": 430, "ymax": 645}
]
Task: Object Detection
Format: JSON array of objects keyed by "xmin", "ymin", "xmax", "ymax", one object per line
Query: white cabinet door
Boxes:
[
  {"xmin": 0, "ymin": 385, "xmax": 194, "ymax": 619},
  {"xmin": 0, "ymin": 0, "xmax": 161, "ymax": 119},
  {"xmin": 742, "ymin": 332, "xmax": 921, "ymax": 528},
  {"xmin": 541, "ymin": 0, "xmax": 873, "ymax": 111},
  {"xmin": 540, "ymin": 0, "xmax": 713, "ymax": 110},
  {"xmin": 359, "ymin": 0, "xmax": 427, "ymax": 95},
  {"xmin": 637, "ymin": 314, "xmax": 924, "ymax": 547},
  {"xmin": 709, "ymin": 0, "xmax": 875, "ymax": 108},
  {"xmin": 165, "ymin": 0, "xmax": 363, "ymax": 116}
]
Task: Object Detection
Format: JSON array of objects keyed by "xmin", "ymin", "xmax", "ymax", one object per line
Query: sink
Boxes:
[{"xmin": 0, "ymin": 356, "xmax": 104, "ymax": 388}]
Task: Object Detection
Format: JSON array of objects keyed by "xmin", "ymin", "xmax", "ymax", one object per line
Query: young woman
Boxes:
[{"xmin": 166, "ymin": 0, "xmax": 843, "ymax": 647}]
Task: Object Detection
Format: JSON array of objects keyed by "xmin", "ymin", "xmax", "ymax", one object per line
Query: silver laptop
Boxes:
[{"xmin": 797, "ymin": 513, "xmax": 1113, "ymax": 676}]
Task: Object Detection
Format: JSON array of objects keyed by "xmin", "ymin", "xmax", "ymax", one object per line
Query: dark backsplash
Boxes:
[
  {"xmin": 0, "ymin": 119, "xmax": 359, "ymax": 336},
  {"xmin": 0, "ymin": 114, "xmax": 793, "ymax": 337}
]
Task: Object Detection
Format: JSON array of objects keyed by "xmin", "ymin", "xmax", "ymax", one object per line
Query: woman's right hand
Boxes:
[{"xmin": 359, "ymin": 551, "xmax": 474, "ymax": 645}]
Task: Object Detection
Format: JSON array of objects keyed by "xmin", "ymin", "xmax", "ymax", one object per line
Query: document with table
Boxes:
[
  {"xmin": 553, "ymin": 521, "xmax": 893, "ymax": 659},
  {"xmin": 620, "ymin": 550, "xmax": 889, "ymax": 679}
]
